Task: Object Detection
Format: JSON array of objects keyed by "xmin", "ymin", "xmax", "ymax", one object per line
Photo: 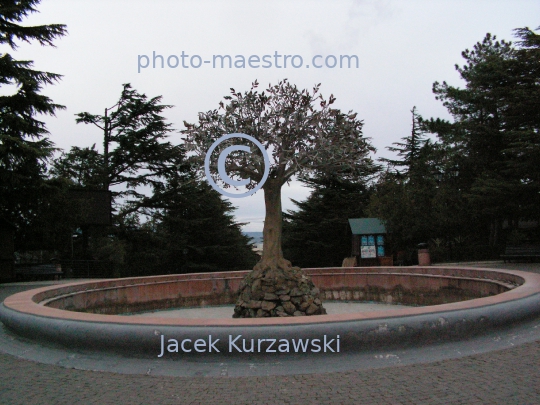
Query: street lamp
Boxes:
[{"xmin": 71, "ymin": 233, "xmax": 78, "ymax": 260}]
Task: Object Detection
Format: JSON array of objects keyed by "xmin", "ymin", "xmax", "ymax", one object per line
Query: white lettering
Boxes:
[
  {"xmin": 311, "ymin": 338, "xmax": 321, "ymax": 353},
  {"xmin": 158, "ymin": 334, "xmax": 165, "ymax": 357},
  {"xmin": 266, "ymin": 338, "xmax": 276, "ymax": 353},
  {"xmin": 229, "ymin": 335, "xmax": 242, "ymax": 352},
  {"xmin": 278, "ymin": 339, "xmax": 289, "ymax": 353},
  {"xmin": 292, "ymin": 338, "xmax": 310, "ymax": 353},
  {"xmin": 194, "ymin": 338, "xmax": 206, "ymax": 352},
  {"xmin": 208, "ymin": 335, "xmax": 220, "ymax": 352},
  {"xmin": 167, "ymin": 338, "xmax": 179, "ymax": 353},
  {"xmin": 324, "ymin": 335, "xmax": 335, "ymax": 353},
  {"xmin": 181, "ymin": 338, "xmax": 192, "ymax": 352}
]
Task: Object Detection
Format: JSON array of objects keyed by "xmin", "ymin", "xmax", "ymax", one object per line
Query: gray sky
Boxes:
[{"xmin": 7, "ymin": 0, "xmax": 539, "ymax": 231}]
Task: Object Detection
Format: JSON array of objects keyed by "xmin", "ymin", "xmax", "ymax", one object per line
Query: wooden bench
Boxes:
[
  {"xmin": 15, "ymin": 264, "xmax": 63, "ymax": 281},
  {"xmin": 501, "ymin": 246, "xmax": 540, "ymax": 263}
]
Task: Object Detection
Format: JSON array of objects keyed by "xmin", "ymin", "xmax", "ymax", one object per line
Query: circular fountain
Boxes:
[{"xmin": 1, "ymin": 266, "xmax": 540, "ymax": 359}]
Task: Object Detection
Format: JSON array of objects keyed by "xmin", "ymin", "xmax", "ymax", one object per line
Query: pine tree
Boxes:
[
  {"xmin": 283, "ymin": 175, "xmax": 371, "ymax": 268},
  {"xmin": 369, "ymin": 108, "xmax": 441, "ymax": 252},
  {"xmin": 50, "ymin": 145, "xmax": 103, "ymax": 188},
  {"xmin": 0, "ymin": 0, "xmax": 66, "ymax": 228},
  {"xmin": 67, "ymin": 84, "xmax": 184, "ymax": 218},
  {"xmin": 428, "ymin": 33, "xmax": 515, "ymax": 181},
  {"xmin": 504, "ymin": 27, "xmax": 540, "ymax": 222},
  {"xmin": 425, "ymin": 30, "xmax": 539, "ymax": 246},
  {"xmin": 129, "ymin": 172, "xmax": 258, "ymax": 276},
  {"xmin": 381, "ymin": 107, "xmax": 431, "ymax": 178}
]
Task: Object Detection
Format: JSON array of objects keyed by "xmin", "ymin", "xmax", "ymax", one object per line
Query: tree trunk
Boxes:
[
  {"xmin": 233, "ymin": 178, "xmax": 326, "ymax": 318},
  {"xmin": 255, "ymin": 178, "xmax": 291, "ymax": 272},
  {"xmin": 103, "ymin": 108, "xmax": 109, "ymax": 191}
]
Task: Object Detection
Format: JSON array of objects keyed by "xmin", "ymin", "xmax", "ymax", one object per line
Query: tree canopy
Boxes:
[
  {"xmin": 0, "ymin": 0, "xmax": 66, "ymax": 231},
  {"xmin": 47, "ymin": 83, "xmax": 256, "ymax": 276},
  {"xmin": 183, "ymin": 79, "xmax": 377, "ymax": 270},
  {"xmin": 426, "ymin": 27, "xmax": 540, "ymax": 245},
  {"xmin": 132, "ymin": 171, "xmax": 258, "ymax": 275},
  {"xmin": 183, "ymin": 79, "xmax": 377, "ymax": 317},
  {"xmin": 283, "ymin": 174, "xmax": 372, "ymax": 268},
  {"xmin": 53, "ymin": 84, "xmax": 184, "ymax": 219},
  {"xmin": 370, "ymin": 26, "xmax": 540, "ymax": 260}
]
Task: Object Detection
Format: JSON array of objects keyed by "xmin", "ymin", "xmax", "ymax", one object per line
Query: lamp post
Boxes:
[{"xmin": 70, "ymin": 232, "xmax": 79, "ymax": 278}]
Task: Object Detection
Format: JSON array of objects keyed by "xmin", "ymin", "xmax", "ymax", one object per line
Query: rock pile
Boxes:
[{"xmin": 233, "ymin": 266, "xmax": 326, "ymax": 318}]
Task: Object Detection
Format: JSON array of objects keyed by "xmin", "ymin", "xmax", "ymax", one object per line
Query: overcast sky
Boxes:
[{"xmin": 7, "ymin": 0, "xmax": 539, "ymax": 231}]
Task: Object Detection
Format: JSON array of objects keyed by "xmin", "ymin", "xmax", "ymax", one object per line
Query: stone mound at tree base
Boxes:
[{"xmin": 233, "ymin": 266, "xmax": 326, "ymax": 318}]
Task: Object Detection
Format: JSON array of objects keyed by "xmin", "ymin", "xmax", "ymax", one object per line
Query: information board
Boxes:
[{"xmin": 361, "ymin": 245, "xmax": 376, "ymax": 258}]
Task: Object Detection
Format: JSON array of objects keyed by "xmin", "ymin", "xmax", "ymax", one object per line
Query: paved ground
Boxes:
[{"xmin": 1, "ymin": 262, "xmax": 539, "ymax": 404}]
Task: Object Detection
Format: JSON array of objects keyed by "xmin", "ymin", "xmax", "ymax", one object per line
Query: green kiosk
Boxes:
[{"xmin": 348, "ymin": 218, "xmax": 393, "ymax": 266}]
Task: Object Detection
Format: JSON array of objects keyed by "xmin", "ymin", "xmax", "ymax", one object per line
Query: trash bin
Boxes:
[{"xmin": 417, "ymin": 243, "xmax": 431, "ymax": 266}]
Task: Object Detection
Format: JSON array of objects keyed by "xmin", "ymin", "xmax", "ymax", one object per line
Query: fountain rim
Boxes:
[{"xmin": 3, "ymin": 266, "xmax": 540, "ymax": 326}]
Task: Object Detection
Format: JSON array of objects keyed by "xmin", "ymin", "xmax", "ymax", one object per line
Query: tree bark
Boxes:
[
  {"xmin": 233, "ymin": 177, "xmax": 326, "ymax": 318},
  {"xmin": 255, "ymin": 178, "xmax": 291, "ymax": 272}
]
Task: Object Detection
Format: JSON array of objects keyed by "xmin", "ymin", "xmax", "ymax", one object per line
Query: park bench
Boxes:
[
  {"xmin": 501, "ymin": 245, "xmax": 540, "ymax": 263},
  {"xmin": 15, "ymin": 263, "xmax": 63, "ymax": 281}
]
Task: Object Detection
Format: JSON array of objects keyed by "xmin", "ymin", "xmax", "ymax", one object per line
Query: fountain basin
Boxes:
[{"xmin": 1, "ymin": 266, "xmax": 539, "ymax": 358}]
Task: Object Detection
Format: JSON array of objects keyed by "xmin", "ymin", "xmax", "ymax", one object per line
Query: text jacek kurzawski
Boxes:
[{"xmin": 157, "ymin": 334, "xmax": 340, "ymax": 357}]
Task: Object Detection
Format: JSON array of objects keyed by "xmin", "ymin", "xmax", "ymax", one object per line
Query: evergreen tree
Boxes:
[
  {"xmin": 54, "ymin": 84, "xmax": 184, "ymax": 218},
  {"xmin": 425, "ymin": 29, "xmax": 540, "ymax": 246},
  {"xmin": 0, "ymin": 0, "xmax": 66, "ymax": 229},
  {"xmin": 15, "ymin": 177, "xmax": 84, "ymax": 254},
  {"xmin": 504, "ymin": 27, "xmax": 540, "ymax": 222},
  {"xmin": 50, "ymin": 145, "xmax": 103, "ymax": 188},
  {"xmin": 128, "ymin": 172, "xmax": 258, "ymax": 276},
  {"xmin": 50, "ymin": 85, "xmax": 184, "ymax": 263},
  {"xmin": 283, "ymin": 175, "xmax": 371, "ymax": 268},
  {"xmin": 381, "ymin": 107, "xmax": 431, "ymax": 179},
  {"xmin": 369, "ymin": 107, "xmax": 440, "ymax": 251}
]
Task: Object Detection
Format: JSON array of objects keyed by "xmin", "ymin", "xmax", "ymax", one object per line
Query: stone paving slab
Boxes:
[{"xmin": 0, "ymin": 341, "xmax": 538, "ymax": 404}]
